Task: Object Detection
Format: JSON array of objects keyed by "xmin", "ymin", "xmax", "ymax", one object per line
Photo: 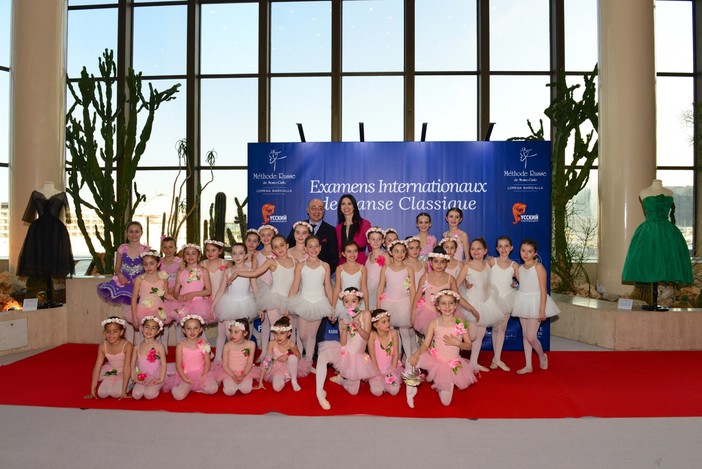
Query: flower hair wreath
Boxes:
[
  {"xmin": 180, "ymin": 314, "xmax": 206, "ymax": 327},
  {"xmin": 405, "ymin": 236, "xmax": 421, "ymax": 245},
  {"xmin": 435, "ymin": 289, "xmax": 461, "ymax": 302},
  {"xmin": 439, "ymin": 237, "xmax": 458, "ymax": 247},
  {"xmin": 101, "ymin": 317, "xmax": 126, "ymax": 328},
  {"xmin": 139, "ymin": 249, "xmax": 161, "ymax": 259},
  {"xmin": 384, "ymin": 228, "xmax": 399, "ymax": 237},
  {"xmin": 371, "ymin": 311, "xmax": 391, "ymax": 322},
  {"xmin": 427, "ymin": 252, "xmax": 451, "ymax": 261},
  {"xmin": 141, "ymin": 315, "xmax": 164, "ymax": 331},
  {"xmin": 292, "ymin": 221, "xmax": 314, "ymax": 233},
  {"xmin": 204, "ymin": 239, "xmax": 225, "ymax": 248},
  {"xmin": 339, "ymin": 289, "xmax": 364, "ymax": 299},
  {"xmin": 257, "ymin": 225, "xmax": 279, "ymax": 235},
  {"xmin": 228, "ymin": 321, "xmax": 246, "ymax": 331},
  {"xmin": 270, "ymin": 324, "xmax": 293, "ymax": 332},
  {"xmin": 387, "ymin": 239, "xmax": 407, "ymax": 251},
  {"xmin": 366, "ymin": 226, "xmax": 386, "ymax": 239},
  {"xmin": 246, "ymin": 228, "xmax": 260, "ymax": 236},
  {"xmin": 181, "ymin": 243, "xmax": 201, "ymax": 252}
]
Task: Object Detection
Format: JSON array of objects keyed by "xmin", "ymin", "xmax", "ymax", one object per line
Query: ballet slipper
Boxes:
[
  {"xmin": 317, "ymin": 390, "xmax": 331, "ymax": 410},
  {"xmin": 539, "ymin": 353, "xmax": 548, "ymax": 370},
  {"xmin": 473, "ymin": 363, "xmax": 490, "ymax": 372},
  {"xmin": 329, "ymin": 374, "xmax": 343, "ymax": 385},
  {"xmin": 516, "ymin": 366, "xmax": 533, "ymax": 375},
  {"xmin": 490, "ymin": 360, "xmax": 511, "ymax": 372},
  {"xmin": 406, "ymin": 385, "xmax": 417, "ymax": 409},
  {"xmin": 291, "ymin": 380, "xmax": 301, "ymax": 392}
]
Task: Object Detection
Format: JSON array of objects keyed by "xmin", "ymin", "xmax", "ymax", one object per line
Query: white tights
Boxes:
[
  {"xmin": 519, "ymin": 317, "xmax": 545, "ymax": 369},
  {"xmin": 296, "ymin": 318, "xmax": 321, "ymax": 360},
  {"xmin": 222, "ymin": 377, "xmax": 253, "ymax": 395}
]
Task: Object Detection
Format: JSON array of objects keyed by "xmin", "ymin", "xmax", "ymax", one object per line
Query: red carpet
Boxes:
[{"xmin": 1, "ymin": 344, "xmax": 700, "ymax": 418}]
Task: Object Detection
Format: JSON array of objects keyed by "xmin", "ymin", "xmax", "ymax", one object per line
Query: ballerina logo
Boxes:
[
  {"xmin": 512, "ymin": 202, "xmax": 539, "ymax": 224},
  {"xmin": 268, "ymin": 149, "xmax": 287, "ymax": 171},
  {"xmin": 519, "ymin": 147, "xmax": 537, "ymax": 169}
]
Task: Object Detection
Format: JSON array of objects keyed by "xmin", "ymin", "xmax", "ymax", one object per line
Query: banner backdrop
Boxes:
[{"xmin": 248, "ymin": 141, "xmax": 553, "ymax": 350}]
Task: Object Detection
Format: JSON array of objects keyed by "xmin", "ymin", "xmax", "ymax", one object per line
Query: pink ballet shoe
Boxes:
[
  {"xmin": 406, "ymin": 386, "xmax": 417, "ymax": 409},
  {"xmin": 490, "ymin": 360, "xmax": 511, "ymax": 372},
  {"xmin": 516, "ymin": 367, "xmax": 533, "ymax": 375},
  {"xmin": 329, "ymin": 374, "xmax": 343, "ymax": 385},
  {"xmin": 474, "ymin": 363, "xmax": 490, "ymax": 372},
  {"xmin": 539, "ymin": 353, "xmax": 548, "ymax": 370},
  {"xmin": 317, "ymin": 390, "xmax": 331, "ymax": 410}
]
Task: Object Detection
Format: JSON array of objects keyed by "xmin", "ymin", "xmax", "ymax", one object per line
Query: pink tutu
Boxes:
[
  {"xmin": 165, "ymin": 296, "xmax": 215, "ymax": 324},
  {"xmin": 162, "ymin": 362, "xmax": 219, "ymax": 393},
  {"xmin": 412, "ymin": 302, "xmax": 439, "ymax": 336},
  {"xmin": 261, "ymin": 354, "xmax": 311, "ymax": 382},
  {"xmin": 318, "ymin": 341, "xmax": 377, "ymax": 381},
  {"xmin": 98, "ymin": 363, "xmax": 123, "ymax": 384},
  {"xmin": 380, "ymin": 297, "xmax": 412, "ymax": 328},
  {"xmin": 134, "ymin": 304, "xmax": 172, "ymax": 326},
  {"xmin": 417, "ymin": 353, "xmax": 478, "ymax": 392},
  {"xmin": 217, "ymin": 364, "xmax": 260, "ymax": 384},
  {"xmin": 368, "ymin": 361, "xmax": 404, "ymax": 395}
]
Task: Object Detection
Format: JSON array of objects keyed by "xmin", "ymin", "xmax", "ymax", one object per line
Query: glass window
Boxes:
[
  {"xmin": 138, "ymin": 79, "xmax": 187, "ymax": 166},
  {"xmin": 568, "ymin": 169, "xmax": 599, "ymax": 261},
  {"xmin": 271, "ymin": 1, "xmax": 331, "ymax": 73},
  {"xmin": 270, "ymin": 77, "xmax": 331, "ymax": 142},
  {"xmin": 199, "ymin": 170, "xmax": 249, "ymax": 244},
  {"xmin": 0, "ymin": 167, "xmax": 8, "ymax": 257},
  {"xmin": 658, "ymin": 169, "xmax": 693, "ymax": 249},
  {"xmin": 201, "ymin": 3, "xmax": 258, "ymax": 75},
  {"xmin": 69, "ymin": 1, "xmax": 117, "ymax": 5},
  {"xmin": 343, "ymin": 0, "xmax": 403, "ymax": 73},
  {"xmin": 0, "ymin": 0, "xmax": 11, "ymax": 66},
  {"xmin": 67, "ymin": 8, "xmax": 118, "ymax": 78},
  {"xmin": 564, "ymin": 0, "xmax": 597, "ymax": 72},
  {"xmin": 490, "ymin": 0, "xmax": 549, "ymax": 71},
  {"xmin": 415, "ymin": 0, "xmax": 476, "ymax": 72},
  {"xmin": 415, "ymin": 75, "xmax": 477, "ymax": 141},
  {"xmin": 489, "ymin": 75, "xmax": 551, "ymax": 141},
  {"xmin": 657, "ymin": 76, "xmax": 693, "ymax": 167},
  {"xmin": 0, "ymin": 72, "xmax": 8, "ymax": 163},
  {"xmin": 133, "ymin": 170, "xmax": 190, "ymax": 248},
  {"xmin": 655, "ymin": 0, "xmax": 693, "ymax": 73},
  {"xmin": 201, "ymin": 78, "xmax": 258, "ymax": 167},
  {"xmin": 133, "ymin": 5, "xmax": 187, "ymax": 76},
  {"xmin": 342, "ymin": 76, "xmax": 403, "ymax": 141}
]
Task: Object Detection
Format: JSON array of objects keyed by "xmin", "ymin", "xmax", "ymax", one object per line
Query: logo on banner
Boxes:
[
  {"xmin": 261, "ymin": 203, "xmax": 288, "ymax": 224},
  {"xmin": 268, "ymin": 149, "xmax": 287, "ymax": 171},
  {"xmin": 519, "ymin": 147, "xmax": 537, "ymax": 169},
  {"xmin": 512, "ymin": 202, "xmax": 539, "ymax": 224}
]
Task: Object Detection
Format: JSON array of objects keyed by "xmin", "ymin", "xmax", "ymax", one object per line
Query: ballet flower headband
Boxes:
[
  {"xmin": 293, "ymin": 221, "xmax": 313, "ymax": 232},
  {"xmin": 139, "ymin": 249, "xmax": 160, "ymax": 259},
  {"xmin": 405, "ymin": 236, "xmax": 421, "ymax": 245},
  {"xmin": 339, "ymin": 290, "xmax": 363, "ymax": 299},
  {"xmin": 371, "ymin": 311, "xmax": 390, "ymax": 322},
  {"xmin": 246, "ymin": 228, "xmax": 260, "ymax": 236},
  {"xmin": 180, "ymin": 314, "xmax": 205, "ymax": 327},
  {"xmin": 271, "ymin": 324, "xmax": 293, "ymax": 332},
  {"xmin": 436, "ymin": 289, "xmax": 461, "ymax": 301},
  {"xmin": 387, "ymin": 240, "xmax": 407, "ymax": 251},
  {"xmin": 140, "ymin": 315, "xmax": 164, "ymax": 331},
  {"xmin": 427, "ymin": 252, "xmax": 451, "ymax": 260},
  {"xmin": 384, "ymin": 228, "xmax": 398, "ymax": 237},
  {"xmin": 257, "ymin": 225, "xmax": 278, "ymax": 235},
  {"xmin": 181, "ymin": 243, "xmax": 201, "ymax": 252},
  {"xmin": 204, "ymin": 239, "xmax": 224, "ymax": 248},
  {"xmin": 366, "ymin": 226, "xmax": 386, "ymax": 239},
  {"xmin": 101, "ymin": 317, "xmax": 126, "ymax": 327},
  {"xmin": 439, "ymin": 237, "xmax": 457, "ymax": 247},
  {"xmin": 228, "ymin": 321, "xmax": 246, "ymax": 331}
]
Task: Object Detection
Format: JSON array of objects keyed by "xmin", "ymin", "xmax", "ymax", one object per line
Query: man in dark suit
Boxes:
[{"xmin": 287, "ymin": 198, "xmax": 339, "ymax": 272}]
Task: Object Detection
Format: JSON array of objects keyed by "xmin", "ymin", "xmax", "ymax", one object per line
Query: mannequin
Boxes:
[
  {"xmin": 622, "ymin": 179, "xmax": 692, "ymax": 311},
  {"xmin": 36, "ymin": 181, "xmax": 61, "ymax": 198},
  {"xmin": 639, "ymin": 179, "xmax": 672, "ymax": 200}
]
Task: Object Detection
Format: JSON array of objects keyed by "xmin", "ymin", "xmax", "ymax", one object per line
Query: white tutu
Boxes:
[
  {"xmin": 459, "ymin": 284, "xmax": 505, "ymax": 327},
  {"xmin": 288, "ymin": 296, "xmax": 334, "ymax": 321}
]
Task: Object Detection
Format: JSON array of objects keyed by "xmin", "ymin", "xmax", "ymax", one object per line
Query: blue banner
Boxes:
[{"xmin": 248, "ymin": 141, "xmax": 553, "ymax": 350}]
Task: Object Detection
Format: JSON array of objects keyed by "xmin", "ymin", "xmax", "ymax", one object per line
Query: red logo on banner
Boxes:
[
  {"xmin": 262, "ymin": 204, "xmax": 276, "ymax": 224},
  {"xmin": 512, "ymin": 202, "xmax": 526, "ymax": 224}
]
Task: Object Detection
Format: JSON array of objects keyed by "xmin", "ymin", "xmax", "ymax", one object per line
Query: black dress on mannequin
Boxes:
[{"xmin": 17, "ymin": 191, "xmax": 75, "ymax": 306}]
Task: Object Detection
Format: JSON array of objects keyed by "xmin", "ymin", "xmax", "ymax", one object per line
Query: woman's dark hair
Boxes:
[{"xmin": 337, "ymin": 194, "xmax": 362, "ymax": 232}]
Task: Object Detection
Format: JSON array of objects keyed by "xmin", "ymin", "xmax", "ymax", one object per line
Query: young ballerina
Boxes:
[
  {"xmin": 409, "ymin": 290, "xmax": 478, "ymax": 407},
  {"xmin": 383, "ymin": 228, "xmax": 399, "ymax": 250},
  {"xmin": 258, "ymin": 317, "xmax": 307, "ymax": 392},
  {"xmin": 486, "ymin": 235, "xmax": 519, "ymax": 371},
  {"xmin": 200, "ymin": 239, "xmax": 231, "ymax": 305},
  {"xmin": 131, "ymin": 316, "xmax": 167, "ymax": 400},
  {"xmin": 254, "ymin": 224, "xmax": 277, "ymax": 291},
  {"xmin": 159, "ymin": 236, "xmax": 181, "ymax": 293},
  {"xmin": 404, "ymin": 236, "xmax": 425, "ymax": 290},
  {"xmin": 332, "ymin": 241, "xmax": 369, "ymax": 317},
  {"xmin": 244, "ymin": 229, "xmax": 261, "ymax": 266},
  {"xmin": 86, "ymin": 317, "xmax": 133, "ymax": 399},
  {"xmin": 456, "ymin": 237, "xmax": 506, "ymax": 372},
  {"xmin": 233, "ymin": 234, "xmax": 296, "ymax": 358},
  {"xmin": 439, "ymin": 237, "xmax": 463, "ymax": 279},
  {"xmin": 220, "ymin": 319, "xmax": 259, "ymax": 396},
  {"xmin": 368, "ymin": 309, "xmax": 403, "ymax": 397},
  {"xmin": 316, "ymin": 287, "xmax": 376, "ymax": 410},
  {"xmin": 130, "ymin": 249, "xmax": 172, "ymax": 343},
  {"xmin": 365, "ymin": 227, "xmax": 388, "ymax": 310},
  {"xmin": 377, "ymin": 240, "xmax": 416, "ymax": 364},
  {"xmin": 166, "ymin": 244, "xmax": 214, "ymax": 337},
  {"xmin": 163, "ymin": 315, "xmax": 218, "ymax": 400},
  {"xmin": 287, "ymin": 236, "xmax": 335, "ymax": 363},
  {"xmin": 211, "ymin": 243, "xmax": 259, "ymax": 362},
  {"xmin": 414, "ymin": 212, "xmax": 437, "ymax": 261},
  {"xmin": 289, "ymin": 221, "xmax": 313, "ymax": 262},
  {"xmin": 443, "ymin": 207, "xmax": 469, "ymax": 261},
  {"xmin": 513, "ymin": 239, "xmax": 560, "ymax": 374},
  {"xmin": 412, "ymin": 247, "xmax": 460, "ymax": 337}
]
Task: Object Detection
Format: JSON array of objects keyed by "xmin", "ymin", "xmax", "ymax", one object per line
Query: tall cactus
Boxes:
[{"xmin": 65, "ymin": 49, "xmax": 180, "ymax": 273}]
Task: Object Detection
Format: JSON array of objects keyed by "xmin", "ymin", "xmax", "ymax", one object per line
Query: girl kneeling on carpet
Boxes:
[
  {"xmin": 258, "ymin": 317, "xmax": 309, "ymax": 392},
  {"xmin": 163, "ymin": 315, "xmax": 218, "ymax": 400},
  {"xmin": 409, "ymin": 290, "xmax": 478, "ymax": 407},
  {"xmin": 220, "ymin": 319, "xmax": 259, "ymax": 395},
  {"xmin": 131, "ymin": 316, "xmax": 167, "ymax": 400},
  {"xmin": 86, "ymin": 317, "xmax": 133, "ymax": 400},
  {"xmin": 315, "ymin": 287, "xmax": 376, "ymax": 410},
  {"xmin": 368, "ymin": 309, "xmax": 403, "ymax": 397}
]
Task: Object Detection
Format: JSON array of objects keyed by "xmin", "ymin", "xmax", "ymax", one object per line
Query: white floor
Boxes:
[{"xmin": 1, "ymin": 338, "xmax": 700, "ymax": 469}]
